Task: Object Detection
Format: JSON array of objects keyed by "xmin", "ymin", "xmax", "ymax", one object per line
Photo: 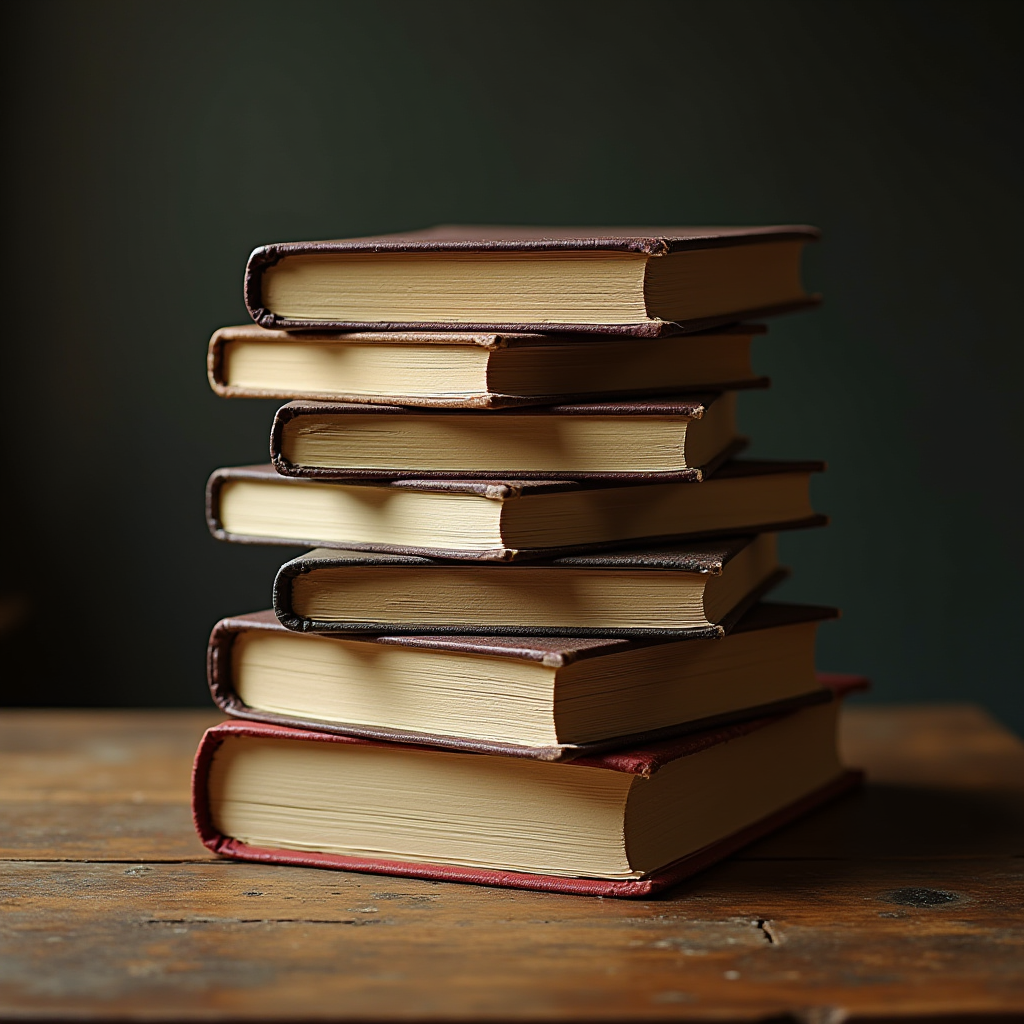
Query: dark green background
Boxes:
[{"xmin": 3, "ymin": 1, "xmax": 1021, "ymax": 730}]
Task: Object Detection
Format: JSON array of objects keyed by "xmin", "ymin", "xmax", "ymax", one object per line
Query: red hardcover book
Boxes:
[{"xmin": 192, "ymin": 677, "xmax": 866, "ymax": 898}]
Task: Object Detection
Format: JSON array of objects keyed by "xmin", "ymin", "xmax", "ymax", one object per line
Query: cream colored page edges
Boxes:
[
  {"xmin": 208, "ymin": 737, "xmax": 636, "ymax": 877},
  {"xmin": 291, "ymin": 568, "xmax": 709, "ymax": 630},
  {"xmin": 222, "ymin": 341, "xmax": 490, "ymax": 397},
  {"xmin": 625, "ymin": 702, "xmax": 841, "ymax": 872},
  {"xmin": 284, "ymin": 417, "xmax": 689, "ymax": 473},
  {"xmin": 231, "ymin": 620, "xmax": 815, "ymax": 749},
  {"xmin": 233, "ymin": 631, "xmax": 559, "ymax": 746},
  {"xmin": 500, "ymin": 472, "xmax": 812, "ymax": 548},
  {"xmin": 261, "ymin": 251, "xmax": 651, "ymax": 325},
  {"xmin": 554, "ymin": 622, "xmax": 818, "ymax": 744},
  {"xmin": 217, "ymin": 479, "xmax": 504, "ymax": 550},
  {"xmin": 217, "ymin": 472, "xmax": 811, "ymax": 554},
  {"xmin": 282, "ymin": 393, "xmax": 736, "ymax": 474},
  {"xmin": 219, "ymin": 334, "xmax": 757, "ymax": 403},
  {"xmin": 206, "ymin": 699, "xmax": 839, "ymax": 879}
]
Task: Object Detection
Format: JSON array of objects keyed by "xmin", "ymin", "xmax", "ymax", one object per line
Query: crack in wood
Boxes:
[{"xmin": 371, "ymin": 892, "xmax": 441, "ymax": 900}]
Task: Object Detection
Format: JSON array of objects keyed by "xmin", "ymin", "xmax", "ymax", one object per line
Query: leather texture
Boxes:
[
  {"xmin": 244, "ymin": 224, "xmax": 821, "ymax": 335},
  {"xmin": 275, "ymin": 395, "xmax": 717, "ymax": 418},
  {"xmin": 206, "ymin": 604, "xmax": 843, "ymax": 761},
  {"xmin": 207, "ymin": 323, "xmax": 769, "ymax": 407},
  {"xmin": 252, "ymin": 224, "xmax": 821, "ymax": 253},
  {"xmin": 211, "ymin": 601, "xmax": 838, "ymax": 664},
  {"xmin": 276, "ymin": 532, "xmax": 761, "ymax": 573},
  {"xmin": 205, "ymin": 459, "xmax": 828, "ymax": 561}
]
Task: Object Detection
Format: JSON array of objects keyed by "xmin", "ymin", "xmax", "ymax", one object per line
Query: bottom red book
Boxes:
[{"xmin": 192, "ymin": 675, "xmax": 866, "ymax": 898}]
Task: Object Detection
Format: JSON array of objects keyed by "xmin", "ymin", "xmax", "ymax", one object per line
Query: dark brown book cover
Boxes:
[
  {"xmin": 207, "ymin": 322, "xmax": 770, "ymax": 408},
  {"xmin": 191, "ymin": 677, "xmax": 866, "ymax": 898},
  {"xmin": 272, "ymin": 535, "xmax": 789, "ymax": 638},
  {"xmin": 208, "ymin": 603, "xmax": 841, "ymax": 760},
  {"xmin": 206, "ymin": 459, "xmax": 828, "ymax": 561},
  {"xmin": 269, "ymin": 395, "xmax": 746, "ymax": 482},
  {"xmin": 244, "ymin": 225, "xmax": 820, "ymax": 336}
]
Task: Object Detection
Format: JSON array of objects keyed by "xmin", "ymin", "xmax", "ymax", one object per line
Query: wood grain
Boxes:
[
  {"xmin": 0, "ymin": 709, "xmax": 217, "ymax": 801},
  {"xmin": 2, "ymin": 858, "xmax": 1021, "ymax": 1020},
  {"xmin": 1, "ymin": 705, "xmax": 1022, "ymax": 1021}
]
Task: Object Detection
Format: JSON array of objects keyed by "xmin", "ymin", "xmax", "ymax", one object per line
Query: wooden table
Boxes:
[{"xmin": 2, "ymin": 706, "xmax": 1022, "ymax": 1022}]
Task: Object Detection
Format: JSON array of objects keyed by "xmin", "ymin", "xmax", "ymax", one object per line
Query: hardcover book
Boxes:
[
  {"xmin": 207, "ymin": 323, "xmax": 769, "ymax": 408},
  {"xmin": 244, "ymin": 225, "xmax": 820, "ymax": 336},
  {"xmin": 192, "ymin": 680, "xmax": 866, "ymax": 898},
  {"xmin": 209, "ymin": 603, "xmax": 840, "ymax": 758},
  {"xmin": 269, "ymin": 394, "xmax": 744, "ymax": 482},
  {"xmin": 206, "ymin": 459, "xmax": 826, "ymax": 560},
  {"xmin": 272, "ymin": 533, "xmax": 785, "ymax": 638}
]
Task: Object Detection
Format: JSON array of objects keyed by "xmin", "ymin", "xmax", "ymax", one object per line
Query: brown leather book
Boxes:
[
  {"xmin": 191, "ymin": 677, "xmax": 866, "ymax": 898},
  {"xmin": 205, "ymin": 459, "xmax": 826, "ymax": 560},
  {"xmin": 269, "ymin": 394, "xmax": 745, "ymax": 482},
  {"xmin": 207, "ymin": 323, "xmax": 770, "ymax": 408},
  {"xmin": 208, "ymin": 603, "xmax": 839, "ymax": 759},
  {"xmin": 272, "ymin": 532, "xmax": 787, "ymax": 638},
  {"xmin": 244, "ymin": 225, "xmax": 820, "ymax": 336}
]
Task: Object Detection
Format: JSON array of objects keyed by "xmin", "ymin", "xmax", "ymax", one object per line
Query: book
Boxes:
[
  {"xmin": 269, "ymin": 394, "xmax": 744, "ymax": 482},
  {"xmin": 206, "ymin": 459, "xmax": 826, "ymax": 560},
  {"xmin": 192, "ymin": 680, "xmax": 866, "ymax": 898},
  {"xmin": 244, "ymin": 225, "xmax": 820, "ymax": 336},
  {"xmin": 209, "ymin": 603, "xmax": 839, "ymax": 758},
  {"xmin": 273, "ymin": 533, "xmax": 785, "ymax": 637},
  {"xmin": 207, "ymin": 323, "xmax": 769, "ymax": 408}
]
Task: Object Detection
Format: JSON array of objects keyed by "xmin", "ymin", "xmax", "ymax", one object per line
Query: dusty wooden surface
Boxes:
[{"xmin": 1, "ymin": 705, "xmax": 1022, "ymax": 1021}]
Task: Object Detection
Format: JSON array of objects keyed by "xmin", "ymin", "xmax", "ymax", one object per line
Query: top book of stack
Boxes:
[{"xmin": 244, "ymin": 225, "xmax": 820, "ymax": 337}]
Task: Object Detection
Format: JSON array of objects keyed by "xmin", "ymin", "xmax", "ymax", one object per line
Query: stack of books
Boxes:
[{"xmin": 193, "ymin": 225, "xmax": 866, "ymax": 897}]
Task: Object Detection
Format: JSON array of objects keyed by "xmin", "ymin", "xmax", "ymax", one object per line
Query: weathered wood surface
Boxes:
[
  {"xmin": 1, "ymin": 706, "xmax": 1022, "ymax": 1021},
  {"xmin": 0, "ymin": 710, "xmax": 214, "ymax": 862}
]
